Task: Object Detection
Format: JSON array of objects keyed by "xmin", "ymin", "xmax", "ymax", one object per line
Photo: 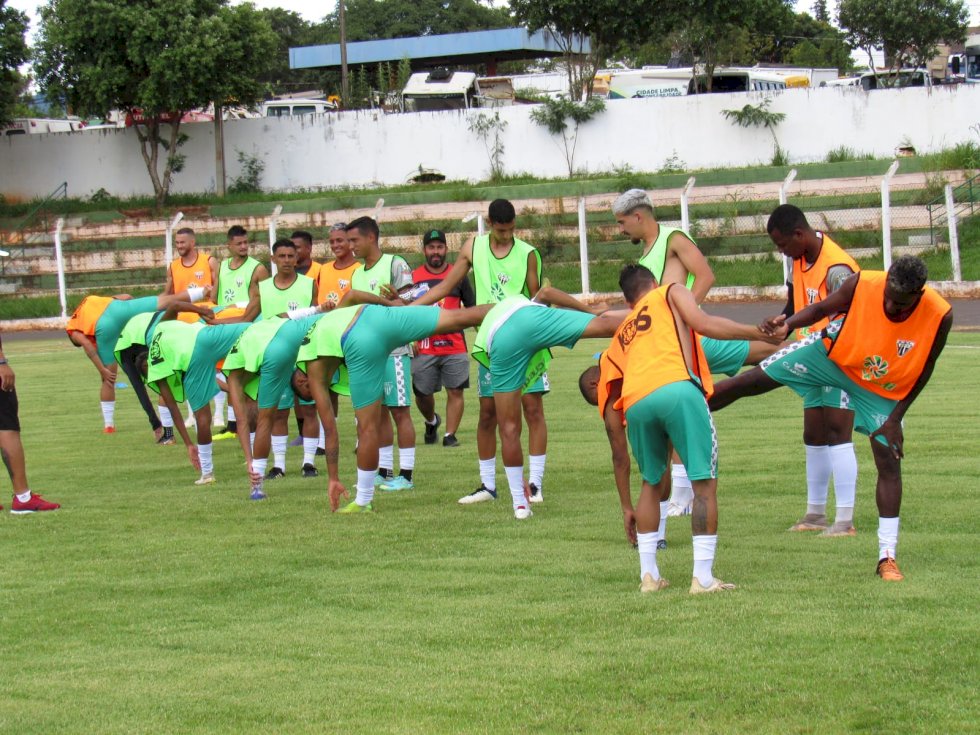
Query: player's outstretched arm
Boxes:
[
  {"xmin": 774, "ymin": 273, "xmax": 858, "ymax": 335},
  {"xmin": 603, "ymin": 384, "xmax": 636, "ymax": 546},
  {"xmin": 670, "ymin": 286, "xmax": 776, "ymax": 343},
  {"xmin": 338, "ymin": 289, "xmax": 400, "ymax": 308},
  {"xmin": 226, "ymin": 370, "xmax": 256, "ymax": 475},
  {"xmin": 533, "ymin": 285, "xmax": 602, "ymax": 314},
  {"xmin": 156, "ymin": 380, "xmax": 200, "ymax": 470},
  {"xmin": 69, "ymin": 331, "xmax": 115, "ymax": 383},
  {"xmin": 306, "ymin": 357, "xmax": 349, "ymax": 511}
]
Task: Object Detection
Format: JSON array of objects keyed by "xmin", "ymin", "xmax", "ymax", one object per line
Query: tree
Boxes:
[
  {"xmin": 722, "ymin": 98, "xmax": 787, "ymax": 165},
  {"xmin": 0, "ymin": 0, "xmax": 29, "ymax": 126},
  {"xmin": 838, "ymin": 0, "xmax": 968, "ymax": 79},
  {"xmin": 511, "ymin": 0, "xmax": 651, "ymax": 99},
  {"xmin": 322, "ymin": 0, "xmax": 512, "ymax": 42},
  {"xmin": 35, "ymin": 0, "xmax": 276, "ymax": 208},
  {"xmin": 529, "ymin": 96, "xmax": 604, "ymax": 176},
  {"xmin": 256, "ymin": 7, "xmax": 322, "ymax": 96},
  {"xmin": 812, "ymin": 0, "xmax": 830, "ymax": 23}
]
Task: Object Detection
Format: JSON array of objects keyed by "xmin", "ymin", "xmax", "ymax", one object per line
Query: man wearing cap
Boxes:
[{"xmin": 411, "ymin": 229, "xmax": 476, "ymax": 448}]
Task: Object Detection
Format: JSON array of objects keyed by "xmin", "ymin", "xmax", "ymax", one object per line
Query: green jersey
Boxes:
[
  {"xmin": 113, "ymin": 311, "xmax": 163, "ymax": 364},
  {"xmin": 639, "ymin": 226, "xmax": 697, "ymax": 290},
  {"xmin": 145, "ymin": 320, "xmax": 204, "ymax": 401},
  {"xmin": 471, "ymin": 234, "xmax": 542, "ymax": 304},
  {"xmin": 259, "ymin": 274, "xmax": 315, "ymax": 319},
  {"xmin": 217, "ymin": 256, "xmax": 262, "ymax": 307}
]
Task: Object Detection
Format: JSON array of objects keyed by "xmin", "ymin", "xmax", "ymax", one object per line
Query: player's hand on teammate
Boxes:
[
  {"xmin": 328, "ymin": 479, "xmax": 349, "ymax": 512},
  {"xmin": 0, "ymin": 362, "xmax": 15, "ymax": 391},
  {"xmin": 188, "ymin": 445, "xmax": 201, "ymax": 471},
  {"xmin": 760, "ymin": 314, "xmax": 789, "ymax": 342},
  {"xmin": 622, "ymin": 507, "xmax": 638, "ymax": 547},
  {"xmin": 871, "ymin": 419, "xmax": 905, "ymax": 460}
]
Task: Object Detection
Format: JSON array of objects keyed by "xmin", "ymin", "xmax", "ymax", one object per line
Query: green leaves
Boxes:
[{"xmin": 0, "ymin": 0, "xmax": 29, "ymax": 125}]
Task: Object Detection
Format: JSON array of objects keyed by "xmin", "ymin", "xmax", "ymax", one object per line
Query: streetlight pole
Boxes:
[{"xmin": 339, "ymin": 0, "xmax": 349, "ymax": 106}]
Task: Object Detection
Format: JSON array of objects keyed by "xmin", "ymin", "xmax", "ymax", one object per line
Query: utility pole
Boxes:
[{"xmin": 339, "ymin": 0, "xmax": 349, "ymax": 106}]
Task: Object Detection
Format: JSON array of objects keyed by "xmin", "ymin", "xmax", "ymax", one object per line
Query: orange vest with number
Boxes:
[
  {"xmin": 66, "ymin": 295, "xmax": 112, "ymax": 338},
  {"xmin": 792, "ymin": 233, "xmax": 859, "ymax": 340},
  {"xmin": 826, "ymin": 271, "xmax": 950, "ymax": 399},
  {"xmin": 316, "ymin": 261, "xmax": 362, "ymax": 306},
  {"xmin": 171, "ymin": 251, "xmax": 213, "ymax": 294},
  {"xmin": 617, "ymin": 285, "xmax": 713, "ymax": 412}
]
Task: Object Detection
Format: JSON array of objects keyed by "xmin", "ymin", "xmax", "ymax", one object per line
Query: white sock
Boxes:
[
  {"xmin": 16, "ymin": 490, "xmax": 31, "ymax": 503},
  {"xmin": 302, "ymin": 437, "xmax": 317, "ymax": 466},
  {"xmin": 805, "ymin": 444, "xmax": 831, "ymax": 516},
  {"xmin": 528, "ymin": 454, "xmax": 546, "ymax": 489},
  {"xmin": 213, "ymin": 390, "xmax": 226, "ymax": 425},
  {"xmin": 249, "ymin": 432, "xmax": 255, "ymax": 452},
  {"xmin": 101, "ymin": 400, "xmax": 115, "ymax": 428},
  {"xmin": 318, "ymin": 422, "xmax": 326, "ymax": 450},
  {"xmin": 829, "ymin": 443, "xmax": 857, "ymax": 525},
  {"xmin": 658, "ymin": 501, "xmax": 668, "ymax": 542},
  {"xmin": 198, "ymin": 443, "xmax": 213, "ymax": 476},
  {"xmin": 670, "ymin": 464, "xmax": 693, "ymax": 507},
  {"xmin": 252, "ymin": 457, "xmax": 268, "ymax": 489},
  {"xmin": 878, "ymin": 517, "xmax": 899, "ymax": 560},
  {"xmin": 379, "ymin": 445, "xmax": 394, "ymax": 474},
  {"xmin": 271, "ymin": 434, "xmax": 287, "ymax": 471},
  {"xmin": 425, "ymin": 415, "xmax": 438, "ymax": 426},
  {"xmin": 692, "ymin": 534, "xmax": 718, "ymax": 587},
  {"xmin": 479, "ymin": 458, "xmax": 496, "ymax": 490},
  {"xmin": 505, "ymin": 465, "xmax": 525, "ymax": 510},
  {"xmin": 637, "ymin": 531, "xmax": 660, "ymax": 580},
  {"xmin": 227, "ymin": 404, "xmax": 236, "ymax": 422},
  {"xmin": 356, "ymin": 468, "xmax": 376, "ymax": 506},
  {"xmin": 159, "ymin": 406, "xmax": 173, "ymax": 428},
  {"xmin": 399, "ymin": 446, "xmax": 415, "ymax": 471}
]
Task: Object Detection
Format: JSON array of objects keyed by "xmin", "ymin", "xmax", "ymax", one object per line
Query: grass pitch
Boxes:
[{"xmin": 1, "ymin": 333, "xmax": 978, "ymax": 734}]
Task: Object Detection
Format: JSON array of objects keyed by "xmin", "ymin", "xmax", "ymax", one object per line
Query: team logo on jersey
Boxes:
[
  {"xmin": 618, "ymin": 319, "xmax": 638, "ymax": 346},
  {"xmin": 862, "ymin": 355, "xmax": 889, "ymax": 380},
  {"xmin": 806, "ymin": 287, "xmax": 819, "ymax": 304},
  {"xmin": 148, "ymin": 334, "xmax": 165, "ymax": 366},
  {"xmin": 236, "ymin": 277, "xmax": 245, "ymax": 288},
  {"xmin": 223, "ymin": 288, "xmax": 237, "ymax": 303},
  {"xmin": 288, "ymin": 300, "xmax": 300, "ymax": 311},
  {"xmin": 783, "ymin": 360, "xmax": 809, "ymax": 377},
  {"xmin": 896, "ymin": 339, "xmax": 915, "ymax": 357},
  {"xmin": 194, "ymin": 270, "xmax": 205, "ymax": 281},
  {"xmin": 339, "ymin": 279, "xmax": 350, "ymax": 290},
  {"xmin": 326, "ymin": 291, "xmax": 340, "ymax": 306},
  {"xmin": 497, "ymin": 273, "xmax": 511, "ymax": 286}
]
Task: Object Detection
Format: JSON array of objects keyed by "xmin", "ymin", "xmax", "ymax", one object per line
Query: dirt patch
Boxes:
[{"xmin": 118, "ymin": 205, "xmax": 210, "ymax": 219}]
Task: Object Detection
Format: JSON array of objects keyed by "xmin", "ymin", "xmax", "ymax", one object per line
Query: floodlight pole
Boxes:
[
  {"xmin": 54, "ymin": 218, "xmax": 67, "ymax": 318},
  {"xmin": 945, "ymin": 183, "xmax": 962, "ymax": 282},
  {"xmin": 339, "ymin": 0, "xmax": 349, "ymax": 106},
  {"xmin": 779, "ymin": 169, "xmax": 797, "ymax": 283},
  {"xmin": 680, "ymin": 177, "xmax": 696, "ymax": 234},
  {"xmin": 881, "ymin": 160, "xmax": 900, "ymax": 270},
  {"xmin": 578, "ymin": 197, "xmax": 590, "ymax": 295}
]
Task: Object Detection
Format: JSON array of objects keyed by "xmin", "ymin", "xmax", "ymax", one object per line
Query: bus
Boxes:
[{"xmin": 607, "ymin": 67, "xmax": 793, "ymax": 99}]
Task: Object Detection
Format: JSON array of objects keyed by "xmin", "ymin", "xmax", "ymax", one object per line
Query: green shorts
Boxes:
[
  {"xmin": 701, "ymin": 337, "xmax": 751, "ymax": 377},
  {"xmin": 343, "ymin": 305, "xmax": 440, "ymax": 409},
  {"xmin": 761, "ymin": 334, "xmax": 896, "ymax": 446},
  {"xmin": 95, "ymin": 296, "xmax": 159, "ymax": 366},
  {"xmin": 802, "ymin": 385, "xmax": 853, "ymax": 411},
  {"xmin": 625, "ymin": 381, "xmax": 718, "ymax": 483},
  {"xmin": 184, "ymin": 323, "xmax": 250, "ymax": 412},
  {"xmin": 477, "ymin": 363, "xmax": 550, "ymax": 398},
  {"xmin": 488, "ymin": 307, "xmax": 593, "ymax": 393},
  {"xmin": 383, "ymin": 355, "xmax": 412, "ymax": 408},
  {"xmin": 257, "ymin": 319, "xmax": 311, "ymax": 410}
]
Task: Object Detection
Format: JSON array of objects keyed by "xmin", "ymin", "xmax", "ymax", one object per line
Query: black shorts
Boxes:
[{"xmin": 0, "ymin": 388, "xmax": 20, "ymax": 432}]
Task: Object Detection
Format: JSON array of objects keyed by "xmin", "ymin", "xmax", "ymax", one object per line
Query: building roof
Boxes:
[{"xmin": 289, "ymin": 27, "xmax": 591, "ymax": 70}]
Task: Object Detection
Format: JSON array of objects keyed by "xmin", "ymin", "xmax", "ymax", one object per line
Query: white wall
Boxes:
[{"xmin": 1, "ymin": 85, "xmax": 977, "ymax": 201}]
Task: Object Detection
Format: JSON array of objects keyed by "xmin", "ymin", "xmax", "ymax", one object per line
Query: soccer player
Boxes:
[
  {"xmin": 66, "ymin": 286, "xmax": 209, "ymax": 432},
  {"xmin": 113, "ymin": 310, "xmax": 167, "ymax": 441},
  {"xmin": 767, "ymin": 204, "xmax": 860, "ymax": 536},
  {"xmin": 291, "ymin": 230, "xmax": 322, "ymax": 283},
  {"xmin": 164, "ymin": 227, "xmax": 218, "ymax": 299},
  {"xmin": 470, "ymin": 286, "xmax": 626, "ymax": 519},
  {"xmin": 411, "ymin": 228, "xmax": 476, "ymax": 447},
  {"xmin": 613, "ymin": 188, "xmax": 777, "ymax": 517},
  {"xmin": 258, "ymin": 239, "xmax": 317, "ymax": 479},
  {"xmin": 316, "ymin": 223, "xmax": 361, "ymax": 309},
  {"xmin": 0, "ymin": 330, "xmax": 60, "ymax": 513},
  {"xmin": 580, "ymin": 265, "xmax": 777, "ymax": 592},
  {"xmin": 710, "ymin": 256, "xmax": 953, "ymax": 582},
  {"xmin": 299, "ymin": 301, "xmax": 493, "ymax": 513},
  {"xmin": 413, "ymin": 199, "xmax": 551, "ymax": 506},
  {"xmin": 347, "ymin": 217, "xmax": 418, "ymax": 492}
]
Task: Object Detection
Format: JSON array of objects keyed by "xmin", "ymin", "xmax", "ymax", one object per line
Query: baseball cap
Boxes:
[{"xmin": 423, "ymin": 229, "xmax": 447, "ymax": 245}]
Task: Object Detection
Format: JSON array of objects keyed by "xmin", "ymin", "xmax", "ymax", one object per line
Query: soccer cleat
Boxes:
[
  {"xmin": 194, "ymin": 474, "xmax": 216, "ymax": 486},
  {"xmin": 514, "ymin": 505, "xmax": 533, "ymax": 520},
  {"xmin": 876, "ymin": 556, "xmax": 904, "ymax": 582},
  {"xmin": 424, "ymin": 413, "xmax": 442, "ymax": 445},
  {"xmin": 640, "ymin": 573, "xmax": 669, "ymax": 593},
  {"xmin": 315, "ymin": 447, "xmax": 326, "ymax": 456},
  {"xmin": 11, "ymin": 493, "xmax": 60, "ymax": 514},
  {"xmin": 374, "ymin": 473, "xmax": 392, "ymax": 488},
  {"xmin": 442, "ymin": 433, "xmax": 459, "ymax": 448},
  {"xmin": 212, "ymin": 430, "xmax": 237, "ymax": 441},
  {"xmin": 249, "ymin": 489, "xmax": 267, "ymax": 501},
  {"xmin": 657, "ymin": 539, "xmax": 668, "ymax": 551},
  {"xmin": 690, "ymin": 577, "xmax": 737, "ymax": 594},
  {"xmin": 529, "ymin": 483, "xmax": 543, "ymax": 504},
  {"xmin": 666, "ymin": 501, "xmax": 691, "ymax": 517},
  {"xmin": 157, "ymin": 428, "xmax": 175, "ymax": 446},
  {"xmin": 820, "ymin": 522, "xmax": 857, "ymax": 537},
  {"xmin": 103, "ymin": 426, "xmax": 116, "ymax": 434},
  {"xmin": 458, "ymin": 485, "xmax": 497, "ymax": 504},
  {"xmin": 789, "ymin": 514, "xmax": 829, "ymax": 532},
  {"xmin": 265, "ymin": 467, "xmax": 286, "ymax": 481},
  {"xmin": 301, "ymin": 463, "xmax": 318, "ymax": 478},
  {"xmin": 338, "ymin": 500, "xmax": 373, "ymax": 513},
  {"xmin": 380, "ymin": 475, "xmax": 414, "ymax": 492}
]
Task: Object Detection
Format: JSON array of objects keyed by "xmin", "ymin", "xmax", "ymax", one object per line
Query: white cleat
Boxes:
[
  {"xmin": 529, "ymin": 483, "xmax": 543, "ymax": 504},
  {"xmin": 514, "ymin": 505, "xmax": 533, "ymax": 520},
  {"xmin": 666, "ymin": 501, "xmax": 692, "ymax": 517},
  {"xmin": 194, "ymin": 474, "xmax": 216, "ymax": 486},
  {"xmin": 689, "ymin": 577, "xmax": 737, "ymax": 594}
]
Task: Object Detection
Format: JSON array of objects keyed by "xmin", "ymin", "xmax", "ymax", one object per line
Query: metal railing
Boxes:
[{"xmin": 0, "ymin": 182, "xmax": 68, "ymax": 284}]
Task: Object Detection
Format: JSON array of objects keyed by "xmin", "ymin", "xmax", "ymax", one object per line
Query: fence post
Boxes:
[
  {"xmin": 680, "ymin": 177, "xmax": 696, "ymax": 234},
  {"xmin": 54, "ymin": 218, "xmax": 67, "ymax": 319},
  {"xmin": 373, "ymin": 198, "xmax": 385, "ymax": 222},
  {"xmin": 945, "ymin": 184, "xmax": 962, "ymax": 282},
  {"xmin": 779, "ymin": 169, "xmax": 798, "ymax": 282},
  {"xmin": 268, "ymin": 205, "xmax": 282, "ymax": 276},
  {"xmin": 462, "ymin": 212, "xmax": 484, "ymax": 238},
  {"xmin": 578, "ymin": 196, "xmax": 590, "ymax": 295},
  {"xmin": 165, "ymin": 211, "xmax": 184, "ymax": 267},
  {"xmin": 881, "ymin": 160, "xmax": 900, "ymax": 270}
]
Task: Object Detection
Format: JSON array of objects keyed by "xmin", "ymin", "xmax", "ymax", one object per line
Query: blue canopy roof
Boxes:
[{"xmin": 289, "ymin": 27, "xmax": 591, "ymax": 69}]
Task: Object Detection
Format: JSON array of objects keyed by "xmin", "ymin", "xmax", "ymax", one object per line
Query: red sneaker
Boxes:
[
  {"xmin": 11, "ymin": 493, "xmax": 61, "ymax": 514},
  {"xmin": 103, "ymin": 426, "xmax": 116, "ymax": 434}
]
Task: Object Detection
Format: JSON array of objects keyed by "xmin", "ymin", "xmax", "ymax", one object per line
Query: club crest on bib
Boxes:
[
  {"xmin": 288, "ymin": 300, "xmax": 300, "ymax": 311},
  {"xmin": 806, "ymin": 287, "xmax": 819, "ymax": 304},
  {"xmin": 149, "ymin": 334, "xmax": 165, "ymax": 366},
  {"xmin": 896, "ymin": 339, "xmax": 915, "ymax": 357},
  {"xmin": 236, "ymin": 278, "xmax": 244, "ymax": 288},
  {"xmin": 194, "ymin": 270, "xmax": 205, "ymax": 281},
  {"xmin": 339, "ymin": 279, "xmax": 350, "ymax": 290}
]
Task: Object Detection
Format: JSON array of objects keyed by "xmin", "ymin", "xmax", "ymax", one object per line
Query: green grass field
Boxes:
[{"xmin": 1, "ymin": 333, "xmax": 978, "ymax": 734}]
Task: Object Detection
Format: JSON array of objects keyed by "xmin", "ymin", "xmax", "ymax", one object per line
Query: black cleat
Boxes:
[
  {"xmin": 301, "ymin": 463, "xmax": 318, "ymax": 478},
  {"xmin": 442, "ymin": 433, "xmax": 459, "ymax": 447},
  {"xmin": 265, "ymin": 467, "xmax": 286, "ymax": 480},
  {"xmin": 424, "ymin": 413, "xmax": 441, "ymax": 444}
]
